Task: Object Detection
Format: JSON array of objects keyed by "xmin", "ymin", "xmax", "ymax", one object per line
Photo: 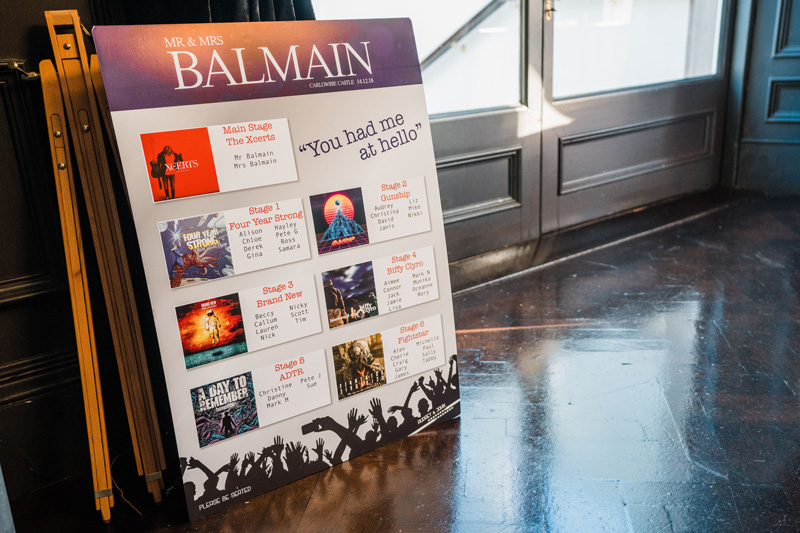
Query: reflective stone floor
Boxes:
[
  {"xmin": 12, "ymin": 194, "xmax": 800, "ymax": 531},
  {"xmin": 450, "ymin": 195, "xmax": 800, "ymax": 531}
]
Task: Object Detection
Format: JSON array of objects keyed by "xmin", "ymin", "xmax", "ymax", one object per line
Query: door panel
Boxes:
[
  {"xmin": 543, "ymin": 80, "xmax": 725, "ymax": 231},
  {"xmin": 542, "ymin": 0, "xmax": 730, "ymax": 232},
  {"xmin": 737, "ymin": 0, "xmax": 800, "ymax": 193},
  {"xmin": 432, "ymin": 107, "xmax": 538, "ymax": 260},
  {"xmin": 558, "ymin": 111, "xmax": 713, "ymax": 195}
]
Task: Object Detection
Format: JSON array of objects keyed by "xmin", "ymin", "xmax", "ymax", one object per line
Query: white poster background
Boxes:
[{"xmin": 111, "ymin": 82, "xmax": 457, "ymax": 515}]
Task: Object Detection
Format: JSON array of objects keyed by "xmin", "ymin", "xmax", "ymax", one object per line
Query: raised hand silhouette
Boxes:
[
  {"xmin": 285, "ymin": 441, "xmax": 308, "ymax": 472},
  {"xmin": 314, "ymin": 438, "xmax": 325, "ymax": 458},
  {"xmin": 369, "ymin": 398, "xmax": 384, "ymax": 421},
  {"xmin": 347, "ymin": 408, "xmax": 367, "ymax": 432},
  {"xmin": 224, "ymin": 453, "xmax": 241, "ymax": 492}
]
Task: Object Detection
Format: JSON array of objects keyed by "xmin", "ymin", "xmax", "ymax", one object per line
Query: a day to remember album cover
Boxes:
[
  {"xmin": 176, "ymin": 293, "xmax": 248, "ymax": 370},
  {"xmin": 141, "ymin": 127, "xmax": 220, "ymax": 202},
  {"xmin": 322, "ymin": 261, "xmax": 379, "ymax": 329},
  {"xmin": 332, "ymin": 334, "xmax": 387, "ymax": 400},
  {"xmin": 159, "ymin": 213, "xmax": 233, "ymax": 288},
  {"xmin": 191, "ymin": 371, "xmax": 259, "ymax": 448},
  {"xmin": 309, "ymin": 187, "xmax": 370, "ymax": 255}
]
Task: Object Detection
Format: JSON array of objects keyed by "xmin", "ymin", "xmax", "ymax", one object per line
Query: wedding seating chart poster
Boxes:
[{"xmin": 94, "ymin": 19, "xmax": 459, "ymax": 520}]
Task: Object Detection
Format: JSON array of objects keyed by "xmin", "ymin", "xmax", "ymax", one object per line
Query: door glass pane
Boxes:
[
  {"xmin": 312, "ymin": 0, "xmax": 522, "ymax": 115},
  {"xmin": 553, "ymin": 0, "xmax": 724, "ymax": 99}
]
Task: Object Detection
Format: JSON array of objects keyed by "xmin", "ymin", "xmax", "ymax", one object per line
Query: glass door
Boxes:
[
  {"xmin": 313, "ymin": 0, "xmax": 541, "ymax": 261},
  {"xmin": 542, "ymin": 0, "xmax": 731, "ymax": 231}
]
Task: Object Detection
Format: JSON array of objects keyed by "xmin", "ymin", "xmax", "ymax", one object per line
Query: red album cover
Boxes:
[
  {"xmin": 176, "ymin": 293, "xmax": 248, "ymax": 369},
  {"xmin": 141, "ymin": 127, "xmax": 220, "ymax": 202}
]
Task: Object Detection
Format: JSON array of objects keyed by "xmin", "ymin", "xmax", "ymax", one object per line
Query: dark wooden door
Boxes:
[{"xmin": 737, "ymin": 0, "xmax": 800, "ymax": 193}]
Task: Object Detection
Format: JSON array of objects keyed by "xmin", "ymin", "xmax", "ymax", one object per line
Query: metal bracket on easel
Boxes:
[{"xmin": 0, "ymin": 59, "xmax": 39, "ymax": 80}]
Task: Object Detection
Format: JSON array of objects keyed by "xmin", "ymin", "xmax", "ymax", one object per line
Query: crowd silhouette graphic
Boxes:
[{"xmin": 182, "ymin": 355, "xmax": 459, "ymax": 513}]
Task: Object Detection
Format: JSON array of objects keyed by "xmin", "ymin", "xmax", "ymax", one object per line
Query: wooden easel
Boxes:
[
  {"xmin": 40, "ymin": 9, "xmax": 167, "ymax": 521},
  {"xmin": 40, "ymin": 57, "xmax": 114, "ymax": 525}
]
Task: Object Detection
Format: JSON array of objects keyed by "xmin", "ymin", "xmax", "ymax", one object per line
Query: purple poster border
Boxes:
[{"xmin": 93, "ymin": 19, "xmax": 422, "ymax": 112}]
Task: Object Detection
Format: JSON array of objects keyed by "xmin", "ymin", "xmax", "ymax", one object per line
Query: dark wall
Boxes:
[{"xmin": 0, "ymin": 0, "xmax": 104, "ymax": 502}]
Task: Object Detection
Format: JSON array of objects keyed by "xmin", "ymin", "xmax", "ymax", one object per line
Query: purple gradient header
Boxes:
[{"xmin": 93, "ymin": 19, "xmax": 422, "ymax": 112}]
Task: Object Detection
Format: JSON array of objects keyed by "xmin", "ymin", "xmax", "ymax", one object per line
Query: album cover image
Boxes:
[
  {"xmin": 332, "ymin": 334, "xmax": 386, "ymax": 400},
  {"xmin": 322, "ymin": 261, "xmax": 379, "ymax": 329},
  {"xmin": 191, "ymin": 371, "xmax": 259, "ymax": 448},
  {"xmin": 176, "ymin": 293, "xmax": 248, "ymax": 370},
  {"xmin": 159, "ymin": 213, "xmax": 233, "ymax": 288},
  {"xmin": 141, "ymin": 127, "xmax": 220, "ymax": 202},
  {"xmin": 309, "ymin": 187, "xmax": 370, "ymax": 255}
]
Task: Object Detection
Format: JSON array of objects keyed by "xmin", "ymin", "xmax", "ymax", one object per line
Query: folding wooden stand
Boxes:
[
  {"xmin": 40, "ymin": 58, "xmax": 114, "ymax": 523},
  {"xmin": 40, "ymin": 9, "xmax": 167, "ymax": 520}
]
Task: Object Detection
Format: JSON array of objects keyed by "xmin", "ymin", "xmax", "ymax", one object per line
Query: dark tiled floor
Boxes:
[
  {"xmin": 11, "ymin": 194, "xmax": 800, "ymax": 531},
  {"xmin": 453, "ymin": 194, "xmax": 800, "ymax": 531}
]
